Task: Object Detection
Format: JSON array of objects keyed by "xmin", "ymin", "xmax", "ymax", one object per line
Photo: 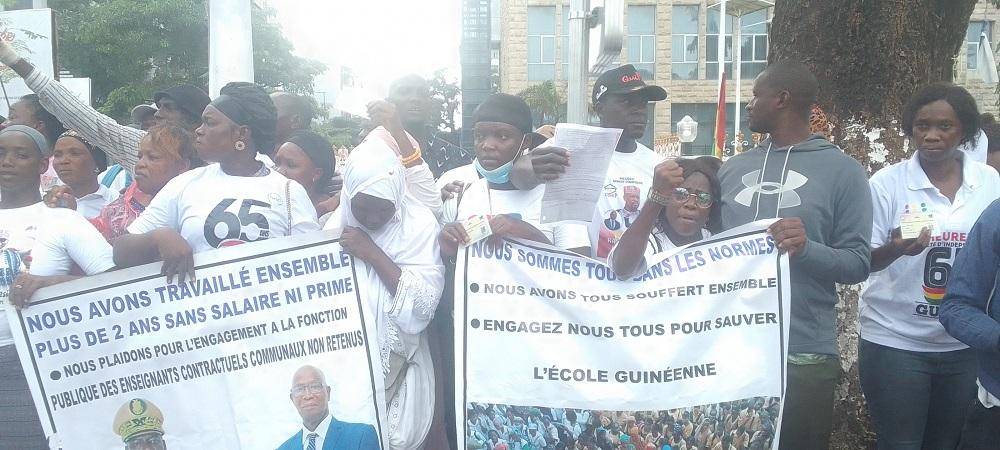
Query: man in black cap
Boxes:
[
  {"xmin": 0, "ymin": 39, "xmax": 210, "ymax": 175},
  {"xmin": 511, "ymin": 64, "xmax": 670, "ymax": 259},
  {"xmin": 152, "ymin": 85, "xmax": 211, "ymax": 132},
  {"xmin": 129, "ymin": 103, "xmax": 158, "ymax": 131}
]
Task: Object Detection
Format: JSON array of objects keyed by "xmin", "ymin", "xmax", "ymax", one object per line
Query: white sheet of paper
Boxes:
[{"xmin": 539, "ymin": 123, "xmax": 622, "ymax": 223}]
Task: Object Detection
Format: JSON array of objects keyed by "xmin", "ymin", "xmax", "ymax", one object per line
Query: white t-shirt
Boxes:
[
  {"xmin": 861, "ymin": 153, "xmax": 1000, "ymax": 352},
  {"xmin": 76, "ymin": 184, "xmax": 120, "ymax": 219},
  {"xmin": 127, "ymin": 164, "xmax": 319, "ymax": 253},
  {"xmin": 590, "ymin": 142, "xmax": 665, "ymax": 259},
  {"xmin": 607, "ymin": 228, "xmax": 711, "ymax": 278},
  {"xmin": 0, "ymin": 202, "xmax": 114, "ymax": 347},
  {"xmin": 436, "ymin": 163, "xmax": 479, "ymax": 191},
  {"xmin": 442, "ymin": 178, "xmax": 590, "ymax": 250},
  {"xmin": 435, "ymin": 163, "xmax": 479, "ymax": 221}
]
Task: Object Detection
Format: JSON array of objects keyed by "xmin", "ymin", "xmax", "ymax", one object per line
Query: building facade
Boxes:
[
  {"xmin": 499, "ymin": 0, "xmax": 1000, "ymax": 156},
  {"xmin": 461, "ymin": 0, "xmax": 498, "ymax": 148}
]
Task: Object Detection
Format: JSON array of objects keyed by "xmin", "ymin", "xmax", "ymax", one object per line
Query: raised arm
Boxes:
[{"xmin": 0, "ymin": 41, "xmax": 144, "ymax": 171}]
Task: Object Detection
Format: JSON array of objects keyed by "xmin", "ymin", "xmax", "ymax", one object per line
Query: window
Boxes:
[
  {"xmin": 528, "ymin": 6, "xmax": 556, "ymax": 82},
  {"xmin": 490, "ymin": 0, "xmax": 501, "ymax": 41},
  {"xmin": 740, "ymin": 9, "xmax": 769, "ymax": 79},
  {"xmin": 671, "ymin": 5, "xmax": 699, "ymax": 80},
  {"xmin": 706, "ymin": 9, "xmax": 735, "ymax": 80},
  {"xmin": 628, "ymin": 5, "xmax": 656, "ymax": 79},
  {"xmin": 967, "ymin": 21, "xmax": 993, "ymax": 72}
]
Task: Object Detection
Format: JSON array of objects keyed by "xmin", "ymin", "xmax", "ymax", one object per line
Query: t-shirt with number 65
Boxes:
[
  {"xmin": 861, "ymin": 153, "xmax": 1000, "ymax": 352},
  {"xmin": 127, "ymin": 163, "xmax": 320, "ymax": 253}
]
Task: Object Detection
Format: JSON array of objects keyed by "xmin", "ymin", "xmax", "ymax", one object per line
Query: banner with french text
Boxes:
[
  {"xmin": 7, "ymin": 232, "xmax": 385, "ymax": 450},
  {"xmin": 456, "ymin": 221, "xmax": 789, "ymax": 450}
]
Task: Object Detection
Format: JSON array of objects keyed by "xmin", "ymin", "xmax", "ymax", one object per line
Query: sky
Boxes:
[{"xmin": 271, "ymin": 0, "xmax": 462, "ymax": 100}]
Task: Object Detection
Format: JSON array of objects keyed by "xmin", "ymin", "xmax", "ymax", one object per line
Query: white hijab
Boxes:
[
  {"xmin": 336, "ymin": 131, "xmax": 444, "ymax": 450},
  {"xmin": 338, "ymin": 134, "xmax": 441, "ymax": 268},
  {"xmin": 337, "ymin": 134, "xmax": 443, "ymax": 364}
]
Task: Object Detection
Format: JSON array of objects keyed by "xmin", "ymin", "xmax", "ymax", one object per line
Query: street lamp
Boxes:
[{"xmin": 677, "ymin": 115, "xmax": 698, "ymax": 156}]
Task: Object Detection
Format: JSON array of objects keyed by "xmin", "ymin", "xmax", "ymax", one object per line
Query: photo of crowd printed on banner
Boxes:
[
  {"xmin": 455, "ymin": 221, "xmax": 790, "ymax": 450},
  {"xmin": 466, "ymin": 397, "xmax": 779, "ymax": 449},
  {"xmin": 6, "ymin": 232, "xmax": 385, "ymax": 450}
]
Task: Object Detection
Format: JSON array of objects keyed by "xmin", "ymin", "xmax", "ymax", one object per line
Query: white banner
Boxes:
[
  {"xmin": 8, "ymin": 232, "xmax": 385, "ymax": 450},
  {"xmin": 456, "ymin": 221, "xmax": 789, "ymax": 449},
  {"xmin": 0, "ymin": 8, "xmax": 55, "ymax": 117}
]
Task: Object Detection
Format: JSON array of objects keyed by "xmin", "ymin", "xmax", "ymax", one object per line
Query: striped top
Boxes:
[{"xmin": 25, "ymin": 68, "xmax": 146, "ymax": 171}]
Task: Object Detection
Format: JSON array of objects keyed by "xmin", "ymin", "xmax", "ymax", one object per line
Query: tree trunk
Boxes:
[{"xmin": 768, "ymin": 1, "xmax": 978, "ymax": 448}]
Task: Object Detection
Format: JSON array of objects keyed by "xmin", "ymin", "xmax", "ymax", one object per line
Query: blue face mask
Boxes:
[
  {"xmin": 474, "ymin": 158, "xmax": 515, "ymax": 184},
  {"xmin": 474, "ymin": 134, "xmax": 526, "ymax": 184}
]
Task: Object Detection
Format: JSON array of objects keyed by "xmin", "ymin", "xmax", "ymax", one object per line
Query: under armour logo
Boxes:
[{"xmin": 734, "ymin": 170, "xmax": 808, "ymax": 210}]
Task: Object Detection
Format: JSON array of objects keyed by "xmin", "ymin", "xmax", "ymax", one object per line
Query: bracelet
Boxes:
[
  {"xmin": 647, "ymin": 189, "xmax": 671, "ymax": 206},
  {"xmin": 400, "ymin": 147, "xmax": 422, "ymax": 165}
]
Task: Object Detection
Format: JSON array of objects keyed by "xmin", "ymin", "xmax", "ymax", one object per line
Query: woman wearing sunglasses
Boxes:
[{"xmin": 609, "ymin": 157, "xmax": 721, "ymax": 279}]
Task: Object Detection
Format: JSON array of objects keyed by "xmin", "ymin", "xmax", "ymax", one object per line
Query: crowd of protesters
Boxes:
[
  {"xmin": 466, "ymin": 398, "xmax": 778, "ymax": 450},
  {"xmin": 0, "ymin": 19, "xmax": 999, "ymax": 450}
]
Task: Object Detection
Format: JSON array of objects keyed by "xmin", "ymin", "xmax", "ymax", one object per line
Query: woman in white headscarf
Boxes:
[{"xmin": 326, "ymin": 131, "xmax": 444, "ymax": 450}]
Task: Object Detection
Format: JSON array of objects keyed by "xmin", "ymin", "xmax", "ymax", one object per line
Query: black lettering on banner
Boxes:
[{"xmin": 204, "ymin": 199, "xmax": 272, "ymax": 248}]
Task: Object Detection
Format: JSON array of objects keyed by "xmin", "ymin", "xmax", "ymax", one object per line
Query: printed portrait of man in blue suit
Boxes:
[{"xmin": 276, "ymin": 365, "xmax": 379, "ymax": 450}]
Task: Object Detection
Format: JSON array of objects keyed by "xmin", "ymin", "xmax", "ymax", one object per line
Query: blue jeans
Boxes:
[{"xmin": 858, "ymin": 339, "xmax": 977, "ymax": 450}]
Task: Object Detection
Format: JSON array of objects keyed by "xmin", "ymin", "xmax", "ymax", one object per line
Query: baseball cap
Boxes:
[
  {"xmin": 130, "ymin": 103, "xmax": 157, "ymax": 122},
  {"xmin": 592, "ymin": 64, "xmax": 667, "ymax": 105},
  {"xmin": 153, "ymin": 84, "xmax": 211, "ymax": 122}
]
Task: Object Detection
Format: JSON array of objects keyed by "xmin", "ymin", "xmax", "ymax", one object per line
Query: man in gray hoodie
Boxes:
[{"xmin": 717, "ymin": 61, "xmax": 872, "ymax": 449}]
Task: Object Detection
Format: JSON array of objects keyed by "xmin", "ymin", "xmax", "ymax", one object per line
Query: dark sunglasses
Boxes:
[{"xmin": 670, "ymin": 187, "xmax": 714, "ymax": 208}]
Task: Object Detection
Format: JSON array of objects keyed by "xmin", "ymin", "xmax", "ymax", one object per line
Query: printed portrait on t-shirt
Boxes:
[
  {"xmin": 596, "ymin": 183, "xmax": 641, "ymax": 258},
  {"xmin": 0, "ymin": 227, "xmax": 32, "ymax": 293},
  {"xmin": 604, "ymin": 210, "xmax": 621, "ymax": 231},
  {"xmin": 617, "ymin": 185, "xmax": 641, "ymax": 228}
]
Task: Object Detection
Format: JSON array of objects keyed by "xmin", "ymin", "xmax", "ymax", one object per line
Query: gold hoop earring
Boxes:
[{"xmin": 235, "ymin": 141, "xmax": 246, "ymax": 151}]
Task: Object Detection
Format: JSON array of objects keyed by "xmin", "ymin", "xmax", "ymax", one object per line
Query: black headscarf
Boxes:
[
  {"xmin": 285, "ymin": 130, "xmax": 334, "ymax": 186},
  {"xmin": 210, "ymin": 82, "xmax": 277, "ymax": 155}
]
